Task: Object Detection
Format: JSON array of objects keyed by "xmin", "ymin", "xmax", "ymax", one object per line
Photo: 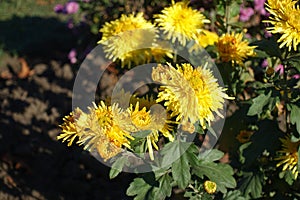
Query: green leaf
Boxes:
[
  {"xmin": 250, "ymin": 38, "xmax": 281, "ymax": 57},
  {"xmin": 133, "ymin": 174, "xmax": 172, "ymax": 200},
  {"xmin": 223, "ymin": 190, "xmax": 247, "ymax": 200},
  {"xmin": 279, "ymin": 170, "xmax": 295, "ymax": 185},
  {"xmin": 238, "ymin": 142, "xmax": 252, "ymax": 164},
  {"xmin": 147, "ymin": 186, "xmax": 165, "ymax": 200},
  {"xmin": 247, "ymin": 91, "xmax": 272, "ymax": 116},
  {"xmin": 229, "ymin": 1, "xmax": 242, "ymax": 18},
  {"xmin": 287, "ymin": 104, "xmax": 300, "ymax": 134},
  {"xmin": 160, "ymin": 140, "xmax": 191, "ymax": 167},
  {"xmin": 159, "ymin": 174, "xmax": 172, "ymax": 197},
  {"xmin": 239, "ymin": 172, "xmax": 263, "ymax": 199},
  {"xmin": 198, "ymin": 149, "xmax": 224, "ymax": 162},
  {"xmin": 186, "ymin": 144, "xmax": 200, "ymax": 167},
  {"xmin": 172, "ymin": 152, "xmax": 191, "ymax": 189},
  {"xmin": 241, "ymin": 120, "xmax": 281, "ymax": 168},
  {"xmin": 288, "ymin": 57, "xmax": 300, "ymax": 73},
  {"xmin": 134, "ymin": 130, "xmax": 152, "ymax": 138},
  {"xmin": 195, "ymin": 122, "xmax": 205, "ymax": 134},
  {"xmin": 193, "ymin": 162, "xmax": 236, "ymax": 193},
  {"xmin": 184, "ymin": 189, "xmax": 213, "ymax": 200},
  {"xmin": 126, "ymin": 178, "xmax": 152, "ymax": 200},
  {"xmin": 216, "ymin": 4, "xmax": 225, "ymax": 16},
  {"xmin": 109, "ymin": 156, "xmax": 128, "ymax": 179},
  {"xmin": 142, "ymin": 172, "xmax": 159, "ymax": 187},
  {"xmin": 254, "ymin": 49, "xmax": 269, "ymax": 58}
]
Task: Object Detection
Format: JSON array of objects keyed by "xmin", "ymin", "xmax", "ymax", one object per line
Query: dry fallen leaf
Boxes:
[
  {"xmin": 0, "ymin": 70, "xmax": 13, "ymax": 79},
  {"xmin": 4, "ymin": 175, "xmax": 17, "ymax": 188},
  {"xmin": 18, "ymin": 58, "xmax": 34, "ymax": 79}
]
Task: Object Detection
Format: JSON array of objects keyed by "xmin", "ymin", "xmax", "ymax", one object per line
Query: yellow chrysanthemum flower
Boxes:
[
  {"xmin": 276, "ymin": 135, "xmax": 300, "ymax": 179},
  {"xmin": 149, "ymin": 47, "xmax": 174, "ymax": 62},
  {"xmin": 130, "ymin": 95, "xmax": 157, "ymax": 110},
  {"xmin": 147, "ymin": 40, "xmax": 174, "ymax": 62},
  {"xmin": 58, "ymin": 108, "xmax": 83, "ymax": 146},
  {"xmin": 92, "ymin": 102, "xmax": 134, "ymax": 147},
  {"xmin": 152, "ymin": 63, "xmax": 233, "ymax": 132},
  {"xmin": 204, "ymin": 180, "xmax": 217, "ymax": 194},
  {"xmin": 98, "ymin": 13, "xmax": 157, "ymax": 67},
  {"xmin": 154, "ymin": 1, "xmax": 210, "ymax": 46},
  {"xmin": 107, "ymin": 89, "xmax": 134, "ymax": 109},
  {"xmin": 216, "ymin": 32, "xmax": 256, "ymax": 65},
  {"xmin": 58, "ymin": 101, "xmax": 134, "ymax": 161},
  {"xmin": 264, "ymin": 0, "xmax": 300, "ymax": 51},
  {"xmin": 130, "ymin": 102, "xmax": 153, "ymax": 130},
  {"xmin": 191, "ymin": 30, "xmax": 219, "ymax": 51},
  {"xmin": 117, "ymin": 97, "xmax": 175, "ymax": 160},
  {"xmin": 131, "ymin": 101, "xmax": 175, "ymax": 160}
]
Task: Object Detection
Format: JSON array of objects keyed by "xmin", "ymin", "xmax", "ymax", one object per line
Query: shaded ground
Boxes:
[{"xmin": 0, "ymin": 13, "xmax": 135, "ymax": 199}]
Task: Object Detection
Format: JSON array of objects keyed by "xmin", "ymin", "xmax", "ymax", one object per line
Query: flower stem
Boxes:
[
  {"xmin": 225, "ymin": 0, "xmax": 231, "ymax": 33},
  {"xmin": 283, "ymin": 48, "xmax": 290, "ymax": 133}
]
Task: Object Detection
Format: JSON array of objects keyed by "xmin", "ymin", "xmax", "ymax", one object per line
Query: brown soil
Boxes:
[{"xmin": 0, "ymin": 57, "xmax": 134, "ymax": 200}]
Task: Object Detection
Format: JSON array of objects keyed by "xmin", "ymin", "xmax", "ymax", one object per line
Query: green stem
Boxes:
[
  {"xmin": 283, "ymin": 65, "xmax": 292, "ymax": 134},
  {"xmin": 188, "ymin": 184, "xmax": 199, "ymax": 193},
  {"xmin": 282, "ymin": 48, "xmax": 290, "ymax": 133},
  {"xmin": 225, "ymin": 0, "xmax": 231, "ymax": 33},
  {"xmin": 173, "ymin": 49, "xmax": 177, "ymax": 63}
]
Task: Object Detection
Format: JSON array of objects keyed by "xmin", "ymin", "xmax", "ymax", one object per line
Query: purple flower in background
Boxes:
[
  {"xmin": 54, "ymin": 4, "xmax": 64, "ymax": 13},
  {"xmin": 68, "ymin": 49, "xmax": 77, "ymax": 64},
  {"xmin": 254, "ymin": 0, "xmax": 268, "ymax": 16},
  {"xmin": 239, "ymin": 7, "xmax": 255, "ymax": 22},
  {"xmin": 275, "ymin": 64, "xmax": 284, "ymax": 75},
  {"xmin": 65, "ymin": 1, "xmax": 79, "ymax": 14},
  {"xmin": 245, "ymin": 33, "xmax": 252, "ymax": 39},
  {"xmin": 264, "ymin": 30, "xmax": 272, "ymax": 38},
  {"xmin": 261, "ymin": 59, "xmax": 268, "ymax": 68},
  {"xmin": 67, "ymin": 18, "xmax": 74, "ymax": 29},
  {"xmin": 293, "ymin": 74, "xmax": 300, "ymax": 79}
]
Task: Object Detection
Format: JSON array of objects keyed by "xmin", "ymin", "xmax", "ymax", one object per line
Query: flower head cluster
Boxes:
[
  {"xmin": 276, "ymin": 135, "xmax": 300, "ymax": 179},
  {"xmin": 98, "ymin": 13, "xmax": 157, "ymax": 68},
  {"xmin": 59, "ymin": 96, "xmax": 175, "ymax": 161},
  {"xmin": 155, "ymin": 1, "xmax": 210, "ymax": 46},
  {"xmin": 116, "ymin": 96, "xmax": 175, "ymax": 160},
  {"xmin": 58, "ymin": 102, "xmax": 134, "ymax": 161},
  {"xmin": 190, "ymin": 30, "xmax": 219, "ymax": 51},
  {"xmin": 152, "ymin": 63, "xmax": 233, "ymax": 132},
  {"xmin": 216, "ymin": 32, "xmax": 256, "ymax": 65},
  {"xmin": 265, "ymin": 0, "xmax": 300, "ymax": 51}
]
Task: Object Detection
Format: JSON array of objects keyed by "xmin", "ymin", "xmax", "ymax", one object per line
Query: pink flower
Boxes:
[
  {"xmin": 68, "ymin": 49, "xmax": 77, "ymax": 64},
  {"xmin": 254, "ymin": 0, "xmax": 268, "ymax": 16},
  {"xmin": 293, "ymin": 74, "xmax": 300, "ymax": 79},
  {"xmin": 264, "ymin": 30, "xmax": 272, "ymax": 38},
  {"xmin": 245, "ymin": 33, "xmax": 252, "ymax": 39},
  {"xmin": 65, "ymin": 1, "xmax": 79, "ymax": 14},
  {"xmin": 67, "ymin": 18, "xmax": 74, "ymax": 29},
  {"xmin": 239, "ymin": 7, "xmax": 255, "ymax": 22},
  {"xmin": 275, "ymin": 64, "xmax": 284, "ymax": 75},
  {"xmin": 261, "ymin": 59, "xmax": 268, "ymax": 68},
  {"xmin": 54, "ymin": 4, "xmax": 64, "ymax": 13}
]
